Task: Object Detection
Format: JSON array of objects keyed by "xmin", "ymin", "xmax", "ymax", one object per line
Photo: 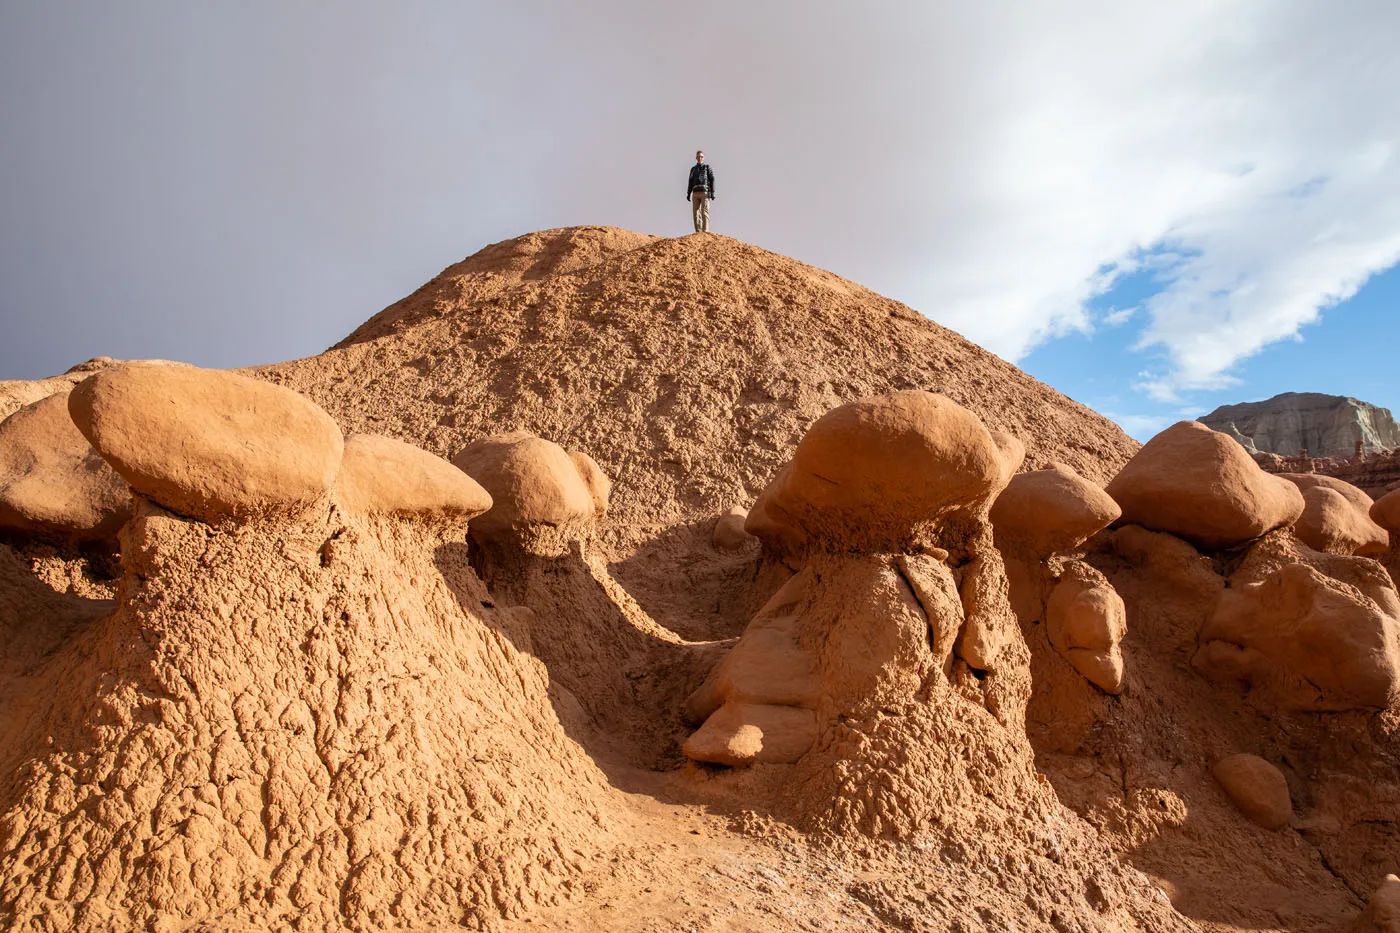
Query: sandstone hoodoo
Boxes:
[
  {"xmin": 451, "ymin": 430, "xmax": 602, "ymax": 549},
  {"xmin": 4, "ymin": 227, "xmax": 1400, "ymax": 932},
  {"xmin": 1106, "ymin": 419, "xmax": 1305, "ymax": 549}
]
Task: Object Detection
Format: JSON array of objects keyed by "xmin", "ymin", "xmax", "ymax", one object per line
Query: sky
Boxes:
[{"xmin": 2, "ymin": 2, "xmax": 1398, "ymax": 441}]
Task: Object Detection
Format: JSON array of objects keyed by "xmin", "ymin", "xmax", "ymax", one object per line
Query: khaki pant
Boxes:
[{"xmin": 691, "ymin": 191, "xmax": 711, "ymax": 233}]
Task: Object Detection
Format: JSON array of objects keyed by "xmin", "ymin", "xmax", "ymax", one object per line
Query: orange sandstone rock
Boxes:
[
  {"xmin": 1045, "ymin": 563, "xmax": 1127, "ymax": 694},
  {"xmin": 568, "ymin": 449, "xmax": 611, "ymax": 517},
  {"xmin": 335, "ymin": 434, "xmax": 492, "ymax": 521},
  {"xmin": 1293, "ymin": 484, "xmax": 1389, "ymax": 558},
  {"xmin": 1212, "ymin": 754, "xmax": 1292, "ymax": 830},
  {"xmin": 753, "ymin": 391, "xmax": 1006, "ymax": 553},
  {"xmin": 1196, "ymin": 561, "xmax": 1400, "ymax": 710},
  {"xmin": 1354, "ymin": 874, "xmax": 1400, "ymax": 933},
  {"xmin": 1371, "ymin": 488, "xmax": 1400, "ymax": 533},
  {"xmin": 712, "ymin": 505, "xmax": 754, "ymax": 550},
  {"xmin": 1107, "ymin": 421, "xmax": 1304, "ymax": 550},
  {"xmin": 991, "ymin": 462, "xmax": 1120, "ymax": 556},
  {"xmin": 0, "ymin": 392, "xmax": 130, "ymax": 546},
  {"xmin": 452, "ymin": 431, "xmax": 598, "ymax": 541},
  {"xmin": 68, "ymin": 362, "xmax": 343, "ymax": 524}
]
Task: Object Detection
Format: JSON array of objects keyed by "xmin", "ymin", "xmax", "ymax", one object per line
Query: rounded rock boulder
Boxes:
[
  {"xmin": 0, "ymin": 392, "xmax": 131, "ymax": 546},
  {"xmin": 991, "ymin": 462, "xmax": 1121, "ymax": 556},
  {"xmin": 765, "ymin": 391, "xmax": 1005, "ymax": 552},
  {"xmin": 1212, "ymin": 753, "xmax": 1292, "ymax": 830},
  {"xmin": 1106, "ymin": 421, "xmax": 1304, "ymax": 550},
  {"xmin": 335, "ymin": 434, "xmax": 492, "ymax": 521},
  {"xmin": 452, "ymin": 432, "xmax": 599, "ymax": 541},
  {"xmin": 68, "ymin": 363, "xmax": 344, "ymax": 524}
]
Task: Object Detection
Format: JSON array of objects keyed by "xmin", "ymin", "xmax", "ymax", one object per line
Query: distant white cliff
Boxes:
[{"xmin": 1200, "ymin": 392, "xmax": 1400, "ymax": 458}]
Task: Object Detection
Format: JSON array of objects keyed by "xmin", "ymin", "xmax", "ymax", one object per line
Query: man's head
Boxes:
[{"xmin": 696, "ymin": 151, "xmax": 705, "ymax": 164}]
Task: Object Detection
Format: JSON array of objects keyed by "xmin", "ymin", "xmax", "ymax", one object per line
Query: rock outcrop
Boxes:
[
  {"xmin": 1106, "ymin": 421, "xmax": 1304, "ymax": 550},
  {"xmin": 1201, "ymin": 392, "xmax": 1400, "ymax": 457}
]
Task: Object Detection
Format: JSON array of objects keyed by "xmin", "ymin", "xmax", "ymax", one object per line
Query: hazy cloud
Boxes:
[{"xmin": 1, "ymin": 1, "xmax": 1398, "ymax": 401}]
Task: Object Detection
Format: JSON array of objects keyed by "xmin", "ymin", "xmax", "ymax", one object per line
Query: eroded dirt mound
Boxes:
[{"xmin": 260, "ymin": 227, "xmax": 1139, "ymax": 527}]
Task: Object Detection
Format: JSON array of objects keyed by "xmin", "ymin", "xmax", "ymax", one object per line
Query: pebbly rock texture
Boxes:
[
  {"xmin": 991, "ymin": 462, "xmax": 1120, "ymax": 557},
  {"xmin": 1212, "ymin": 754, "xmax": 1293, "ymax": 830},
  {"xmin": 68, "ymin": 362, "xmax": 344, "ymax": 525},
  {"xmin": 1201, "ymin": 391, "xmax": 1400, "ymax": 458},
  {"xmin": 334, "ymin": 433, "xmax": 493, "ymax": 521},
  {"xmin": 261, "ymin": 228, "xmax": 1141, "ymax": 529},
  {"xmin": 1107, "ymin": 420, "xmax": 1304, "ymax": 550},
  {"xmin": 452, "ymin": 431, "xmax": 600, "ymax": 551},
  {"xmin": 1045, "ymin": 561, "xmax": 1127, "ymax": 694},
  {"xmin": 0, "ymin": 392, "xmax": 130, "ymax": 547}
]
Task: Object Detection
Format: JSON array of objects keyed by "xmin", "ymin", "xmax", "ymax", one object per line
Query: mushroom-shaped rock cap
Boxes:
[
  {"xmin": 991, "ymin": 462, "xmax": 1120, "ymax": 556},
  {"xmin": 1293, "ymin": 485, "xmax": 1389, "ymax": 558},
  {"xmin": 451, "ymin": 431, "xmax": 597, "ymax": 539},
  {"xmin": 335, "ymin": 434, "xmax": 492, "ymax": 521},
  {"xmin": 0, "ymin": 392, "xmax": 131, "ymax": 545},
  {"xmin": 68, "ymin": 362, "xmax": 343, "ymax": 524},
  {"xmin": 1106, "ymin": 421, "xmax": 1304, "ymax": 550},
  {"xmin": 766, "ymin": 391, "xmax": 1005, "ymax": 552},
  {"xmin": 1371, "ymin": 488, "xmax": 1400, "ymax": 534}
]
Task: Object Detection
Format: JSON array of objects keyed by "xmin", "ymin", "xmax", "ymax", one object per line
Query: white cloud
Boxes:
[
  {"xmin": 874, "ymin": 2, "xmax": 1400, "ymax": 400},
  {"xmin": 3, "ymin": 1, "xmax": 1399, "ymax": 389},
  {"xmin": 1102, "ymin": 307, "xmax": 1137, "ymax": 327}
]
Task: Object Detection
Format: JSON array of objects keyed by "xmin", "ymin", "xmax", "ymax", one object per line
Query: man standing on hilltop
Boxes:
[{"xmin": 687, "ymin": 150, "xmax": 715, "ymax": 233}]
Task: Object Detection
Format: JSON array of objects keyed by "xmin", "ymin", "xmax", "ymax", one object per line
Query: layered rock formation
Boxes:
[{"xmin": 1202, "ymin": 391, "xmax": 1400, "ymax": 457}]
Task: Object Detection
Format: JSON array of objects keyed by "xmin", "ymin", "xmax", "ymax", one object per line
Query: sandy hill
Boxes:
[
  {"xmin": 1, "ymin": 227, "xmax": 1398, "ymax": 933},
  {"xmin": 261, "ymin": 226, "xmax": 1137, "ymax": 528}
]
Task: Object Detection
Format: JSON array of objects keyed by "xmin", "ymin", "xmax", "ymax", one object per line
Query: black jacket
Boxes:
[{"xmin": 687, "ymin": 163, "xmax": 715, "ymax": 199}]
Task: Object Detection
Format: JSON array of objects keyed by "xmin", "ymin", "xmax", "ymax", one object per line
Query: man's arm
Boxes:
[{"xmin": 707, "ymin": 165, "xmax": 715, "ymax": 199}]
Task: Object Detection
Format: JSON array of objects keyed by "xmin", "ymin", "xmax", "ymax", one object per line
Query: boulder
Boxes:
[
  {"xmin": 452, "ymin": 431, "xmax": 598, "ymax": 541},
  {"xmin": 68, "ymin": 362, "xmax": 343, "ymax": 525},
  {"xmin": 1107, "ymin": 421, "xmax": 1304, "ymax": 550},
  {"xmin": 1294, "ymin": 485, "xmax": 1389, "ymax": 558},
  {"xmin": 991, "ymin": 462, "xmax": 1121, "ymax": 556},
  {"xmin": 1196, "ymin": 561, "xmax": 1400, "ymax": 710},
  {"xmin": 988, "ymin": 430, "xmax": 1026, "ymax": 486},
  {"xmin": 682, "ymin": 701, "xmax": 818, "ymax": 767},
  {"xmin": 334, "ymin": 434, "xmax": 492, "ymax": 521},
  {"xmin": 1354, "ymin": 874, "xmax": 1400, "ymax": 933},
  {"xmin": 1045, "ymin": 563, "xmax": 1127, "ymax": 694},
  {"xmin": 1371, "ymin": 489, "xmax": 1400, "ymax": 534},
  {"xmin": 568, "ymin": 449, "xmax": 611, "ymax": 517},
  {"xmin": 0, "ymin": 392, "xmax": 130, "ymax": 546},
  {"xmin": 755, "ymin": 391, "xmax": 1006, "ymax": 553},
  {"xmin": 1211, "ymin": 754, "xmax": 1292, "ymax": 830},
  {"xmin": 712, "ymin": 506, "xmax": 754, "ymax": 550}
]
